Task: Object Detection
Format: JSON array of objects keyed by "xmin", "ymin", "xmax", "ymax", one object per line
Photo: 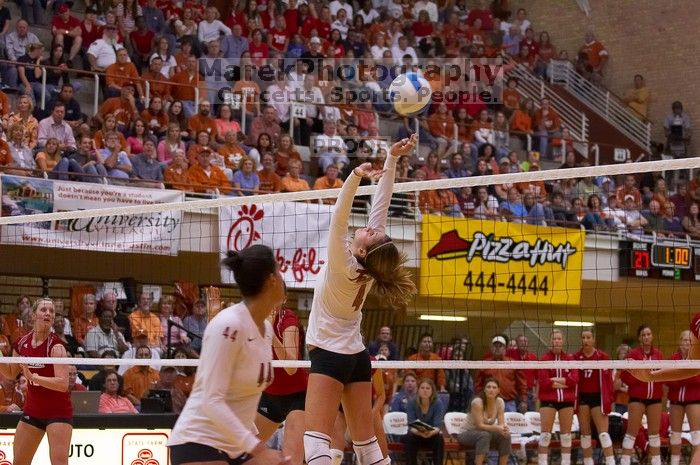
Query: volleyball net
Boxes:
[{"xmin": 1, "ymin": 157, "xmax": 700, "ymax": 372}]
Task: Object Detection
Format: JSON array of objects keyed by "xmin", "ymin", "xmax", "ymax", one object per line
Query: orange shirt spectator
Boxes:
[
  {"xmin": 0, "ymin": 91, "xmax": 10, "ymax": 118},
  {"xmin": 405, "ymin": 334, "xmax": 447, "ymax": 391},
  {"xmin": 170, "ymin": 56, "xmax": 198, "ymax": 101},
  {"xmin": 123, "ymin": 364, "xmax": 160, "ymax": 401},
  {"xmin": 141, "ymin": 107, "xmax": 169, "ymax": 135},
  {"xmin": 129, "ymin": 309, "xmax": 162, "ymax": 349},
  {"xmin": 188, "ymin": 109, "xmax": 218, "ymax": 140},
  {"xmin": 232, "ymin": 78, "xmax": 261, "ymax": 115},
  {"xmin": 281, "ymin": 159, "xmax": 310, "ymax": 192},
  {"xmin": 99, "ymin": 95, "xmax": 137, "ymax": 129},
  {"xmin": 313, "ymin": 165, "xmax": 343, "ymax": 204},
  {"xmin": 427, "ymin": 104, "xmax": 454, "ymax": 139},
  {"xmin": 258, "ymin": 154, "xmax": 282, "ymax": 193},
  {"xmin": 106, "ymin": 50, "xmax": 142, "ymax": 93},
  {"xmin": 420, "ymin": 189, "xmax": 460, "ymax": 215},
  {"xmin": 164, "ymin": 159, "xmax": 191, "ymax": 191},
  {"xmin": 187, "ymin": 153, "xmax": 231, "ymax": 194},
  {"xmin": 580, "ymin": 33, "xmax": 608, "ymax": 70}
]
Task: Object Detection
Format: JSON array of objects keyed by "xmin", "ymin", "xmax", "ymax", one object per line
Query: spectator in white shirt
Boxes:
[
  {"xmin": 412, "ymin": 0, "xmax": 438, "ymax": 22},
  {"xmin": 287, "ymin": 60, "xmax": 306, "ymax": 93},
  {"xmin": 264, "ymin": 74, "xmax": 292, "ymax": 129},
  {"xmin": 331, "ymin": 9, "xmax": 350, "ymax": 39},
  {"xmin": 370, "ymin": 32, "xmax": 390, "ymax": 59},
  {"xmin": 87, "ymin": 26, "xmax": 125, "ymax": 72},
  {"xmin": 294, "ymin": 74, "xmax": 325, "ymax": 145},
  {"xmin": 315, "ymin": 120, "xmax": 349, "ymax": 172},
  {"xmin": 329, "ymin": 0, "xmax": 353, "ymax": 19},
  {"xmin": 198, "ymin": 6, "xmax": 232, "ymax": 44},
  {"xmin": 357, "ymin": 0, "xmax": 379, "ymax": 24},
  {"xmin": 603, "ymin": 195, "xmax": 627, "ymax": 231},
  {"xmin": 392, "ymin": 36, "xmax": 418, "ymax": 65}
]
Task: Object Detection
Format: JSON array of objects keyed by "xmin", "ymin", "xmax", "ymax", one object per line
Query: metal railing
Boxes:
[
  {"xmin": 548, "ymin": 59, "xmax": 652, "ymax": 152},
  {"xmin": 504, "ymin": 57, "xmax": 590, "ymax": 153}
]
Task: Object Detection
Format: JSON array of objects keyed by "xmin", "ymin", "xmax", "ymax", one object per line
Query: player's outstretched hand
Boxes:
[
  {"xmin": 353, "ymin": 163, "xmax": 384, "ymax": 182},
  {"xmin": 389, "ymin": 133, "xmax": 418, "ymax": 158}
]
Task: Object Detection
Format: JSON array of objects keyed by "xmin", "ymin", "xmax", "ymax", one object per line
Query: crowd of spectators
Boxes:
[{"xmin": 0, "ymin": 0, "xmax": 693, "ymax": 240}]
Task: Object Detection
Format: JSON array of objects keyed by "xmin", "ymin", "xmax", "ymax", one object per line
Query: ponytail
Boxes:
[{"xmin": 361, "ymin": 237, "xmax": 417, "ymax": 308}]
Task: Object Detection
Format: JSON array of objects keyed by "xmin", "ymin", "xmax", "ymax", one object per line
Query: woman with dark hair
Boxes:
[
  {"xmin": 303, "ymin": 136, "xmax": 418, "ymax": 465},
  {"xmin": 214, "ymin": 104, "xmax": 241, "ymax": 144},
  {"xmin": 537, "ymin": 330, "xmax": 578, "ymax": 465},
  {"xmin": 0, "ymin": 298, "xmax": 72, "ymax": 465},
  {"xmin": 126, "ymin": 118, "xmax": 152, "ymax": 156},
  {"xmin": 98, "ymin": 370, "xmax": 138, "ymax": 414},
  {"xmin": 574, "ymin": 330, "xmax": 616, "ymax": 465},
  {"xmin": 457, "ymin": 378, "xmax": 510, "ymax": 465},
  {"xmin": 682, "ymin": 201, "xmax": 700, "ymax": 238},
  {"xmin": 42, "ymin": 44, "xmax": 78, "ymax": 96},
  {"xmin": 620, "ymin": 325, "xmax": 664, "ymax": 465},
  {"xmin": 248, "ymin": 132, "xmax": 272, "ymax": 169},
  {"xmin": 168, "ymin": 245, "xmax": 289, "ymax": 465},
  {"xmin": 167, "ymin": 101, "xmax": 189, "ymax": 139},
  {"xmin": 405, "ymin": 378, "xmax": 445, "ymax": 465}
]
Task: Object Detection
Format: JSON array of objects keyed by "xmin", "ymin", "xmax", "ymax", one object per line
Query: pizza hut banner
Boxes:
[
  {"xmin": 0, "ymin": 175, "xmax": 184, "ymax": 255},
  {"xmin": 219, "ymin": 202, "xmax": 331, "ymax": 289},
  {"xmin": 420, "ymin": 215, "xmax": 585, "ymax": 305}
]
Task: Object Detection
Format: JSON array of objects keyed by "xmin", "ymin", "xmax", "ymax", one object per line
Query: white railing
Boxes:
[
  {"xmin": 549, "ymin": 60, "xmax": 651, "ymax": 152},
  {"xmin": 505, "ymin": 60, "xmax": 590, "ymax": 153}
]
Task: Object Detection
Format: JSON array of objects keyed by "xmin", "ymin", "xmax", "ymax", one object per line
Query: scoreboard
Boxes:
[{"xmin": 621, "ymin": 240, "xmax": 700, "ymax": 280}]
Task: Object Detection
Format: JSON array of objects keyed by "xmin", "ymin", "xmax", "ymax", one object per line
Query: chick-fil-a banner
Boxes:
[{"xmin": 219, "ymin": 202, "xmax": 331, "ymax": 289}]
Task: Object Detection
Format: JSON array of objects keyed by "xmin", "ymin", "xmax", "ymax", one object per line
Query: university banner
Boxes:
[
  {"xmin": 219, "ymin": 202, "xmax": 331, "ymax": 289},
  {"xmin": 0, "ymin": 175, "xmax": 184, "ymax": 255},
  {"xmin": 420, "ymin": 215, "xmax": 585, "ymax": 305}
]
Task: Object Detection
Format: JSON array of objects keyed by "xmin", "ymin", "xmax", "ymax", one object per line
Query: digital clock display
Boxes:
[{"xmin": 651, "ymin": 245, "xmax": 692, "ymax": 269}]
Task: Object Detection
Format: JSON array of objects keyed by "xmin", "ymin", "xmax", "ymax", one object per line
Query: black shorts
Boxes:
[
  {"xmin": 540, "ymin": 401, "xmax": 574, "ymax": 410},
  {"xmin": 579, "ymin": 392, "xmax": 602, "ymax": 408},
  {"xmin": 169, "ymin": 443, "xmax": 250, "ymax": 465},
  {"xmin": 257, "ymin": 390, "xmax": 307, "ymax": 423},
  {"xmin": 309, "ymin": 347, "xmax": 372, "ymax": 384},
  {"xmin": 629, "ymin": 397, "xmax": 662, "ymax": 407},
  {"xmin": 19, "ymin": 414, "xmax": 72, "ymax": 431},
  {"xmin": 670, "ymin": 399, "xmax": 700, "ymax": 407}
]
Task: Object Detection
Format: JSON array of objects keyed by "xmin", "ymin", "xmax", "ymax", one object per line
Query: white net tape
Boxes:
[
  {"xmin": 1, "ymin": 158, "xmax": 698, "ymax": 226},
  {"xmin": 3, "ymin": 357, "xmax": 700, "ymax": 369}
]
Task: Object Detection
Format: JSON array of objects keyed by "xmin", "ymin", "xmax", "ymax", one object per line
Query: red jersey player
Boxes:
[
  {"xmin": 620, "ymin": 325, "xmax": 664, "ymax": 465},
  {"xmin": 0, "ymin": 297, "xmax": 71, "ymax": 465},
  {"xmin": 574, "ymin": 330, "xmax": 615, "ymax": 465},
  {"xmin": 537, "ymin": 330, "xmax": 578, "ymax": 465},
  {"xmin": 255, "ymin": 294, "xmax": 308, "ymax": 465},
  {"xmin": 630, "ymin": 312, "xmax": 700, "ymax": 465}
]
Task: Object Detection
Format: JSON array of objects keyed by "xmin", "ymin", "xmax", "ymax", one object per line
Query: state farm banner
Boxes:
[
  {"xmin": 219, "ymin": 202, "xmax": 331, "ymax": 288},
  {"xmin": 0, "ymin": 175, "xmax": 184, "ymax": 255},
  {"xmin": 420, "ymin": 215, "xmax": 585, "ymax": 305}
]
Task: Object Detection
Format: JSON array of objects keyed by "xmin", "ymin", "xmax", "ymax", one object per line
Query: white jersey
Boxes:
[
  {"xmin": 168, "ymin": 302, "xmax": 273, "ymax": 459},
  {"xmin": 306, "ymin": 156, "xmax": 398, "ymax": 355}
]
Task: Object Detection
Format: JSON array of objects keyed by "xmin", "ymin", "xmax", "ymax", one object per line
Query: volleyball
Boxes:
[{"xmin": 389, "ymin": 72, "xmax": 432, "ymax": 116}]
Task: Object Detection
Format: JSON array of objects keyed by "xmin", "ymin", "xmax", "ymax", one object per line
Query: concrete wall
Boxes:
[{"xmin": 511, "ymin": 0, "xmax": 700, "ymax": 155}]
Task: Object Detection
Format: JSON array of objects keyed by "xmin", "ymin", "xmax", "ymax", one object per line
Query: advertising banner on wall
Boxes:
[
  {"xmin": 0, "ymin": 175, "xmax": 184, "ymax": 255},
  {"xmin": 219, "ymin": 202, "xmax": 332, "ymax": 289},
  {"xmin": 0, "ymin": 428, "xmax": 170, "ymax": 465},
  {"xmin": 420, "ymin": 215, "xmax": 585, "ymax": 305}
]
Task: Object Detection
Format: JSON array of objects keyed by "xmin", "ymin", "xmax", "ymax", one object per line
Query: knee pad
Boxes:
[
  {"xmin": 598, "ymin": 432, "xmax": 613, "ymax": 449},
  {"xmin": 560, "ymin": 433, "xmax": 572, "ymax": 448},
  {"xmin": 670, "ymin": 431, "xmax": 683, "ymax": 446},
  {"xmin": 648, "ymin": 434, "xmax": 661, "ymax": 448},
  {"xmin": 330, "ymin": 448, "xmax": 344, "ymax": 465},
  {"xmin": 539, "ymin": 432, "xmax": 552, "ymax": 448},
  {"xmin": 304, "ymin": 431, "xmax": 332, "ymax": 464},
  {"xmin": 691, "ymin": 430, "xmax": 700, "ymax": 447},
  {"xmin": 352, "ymin": 436, "xmax": 384, "ymax": 465},
  {"xmin": 580, "ymin": 435, "xmax": 592, "ymax": 450},
  {"xmin": 622, "ymin": 434, "xmax": 636, "ymax": 450}
]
